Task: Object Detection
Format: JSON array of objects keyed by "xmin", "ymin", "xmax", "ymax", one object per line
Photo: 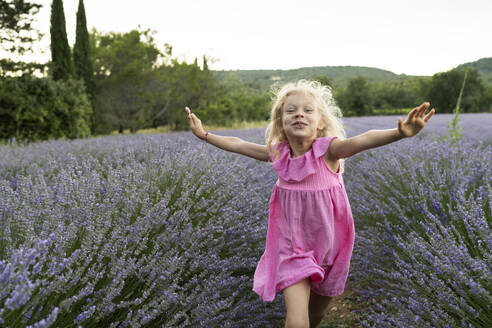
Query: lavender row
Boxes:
[
  {"xmin": 344, "ymin": 136, "xmax": 491, "ymax": 328},
  {"xmin": 0, "ymin": 132, "xmax": 285, "ymax": 327},
  {"xmin": 343, "ymin": 113, "xmax": 492, "ymax": 142}
]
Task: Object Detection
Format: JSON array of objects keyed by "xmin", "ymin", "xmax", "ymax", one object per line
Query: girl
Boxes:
[{"xmin": 186, "ymin": 80, "xmax": 435, "ymax": 328}]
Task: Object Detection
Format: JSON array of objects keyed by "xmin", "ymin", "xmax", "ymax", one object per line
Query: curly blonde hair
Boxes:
[{"xmin": 264, "ymin": 79, "xmax": 347, "ymax": 172}]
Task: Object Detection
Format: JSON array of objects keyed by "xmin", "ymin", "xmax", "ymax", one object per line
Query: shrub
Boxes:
[
  {"xmin": 0, "ymin": 76, "xmax": 91, "ymax": 142},
  {"xmin": 345, "ymin": 137, "xmax": 491, "ymax": 328},
  {"xmin": 0, "ymin": 131, "xmax": 284, "ymax": 327}
]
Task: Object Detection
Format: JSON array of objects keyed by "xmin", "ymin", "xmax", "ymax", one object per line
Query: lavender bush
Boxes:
[
  {"xmin": 0, "ymin": 132, "xmax": 284, "ymax": 327},
  {"xmin": 344, "ymin": 113, "xmax": 492, "ymax": 143},
  {"xmin": 343, "ymin": 116, "xmax": 491, "ymax": 327}
]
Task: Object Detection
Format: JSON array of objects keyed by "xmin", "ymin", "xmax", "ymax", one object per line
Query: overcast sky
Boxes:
[{"xmin": 25, "ymin": 0, "xmax": 492, "ymax": 76}]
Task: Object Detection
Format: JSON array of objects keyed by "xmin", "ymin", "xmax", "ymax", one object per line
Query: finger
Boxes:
[
  {"xmin": 424, "ymin": 108, "xmax": 435, "ymax": 122},
  {"xmin": 419, "ymin": 102, "xmax": 429, "ymax": 116},
  {"xmin": 408, "ymin": 107, "xmax": 418, "ymax": 120},
  {"xmin": 422, "ymin": 104, "xmax": 431, "ymax": 117},
  {"xmin": 414, "ymin": 103, "xmax": 426, "ymax": 118},
  {"xmin": 414, "ymin": 103, "xmax": 425, "ymax": 118},
  {"xmin": 397, "ymin": 117, "xmax": 403, "ymax": 130}
]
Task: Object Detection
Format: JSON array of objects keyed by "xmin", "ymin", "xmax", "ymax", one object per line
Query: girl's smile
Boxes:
[
  {"xmin": 282, "ymin": 92, "xmax": 320, "ymax": 139},
  {"xmin": 292, "ymin": 122, "xmax": 307, "ymax": 129}
]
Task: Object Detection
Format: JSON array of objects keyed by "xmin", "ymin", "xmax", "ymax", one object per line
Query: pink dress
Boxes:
[{"xmin": 253, "ymin": 136, "xmax": 355, "ymax": 301}]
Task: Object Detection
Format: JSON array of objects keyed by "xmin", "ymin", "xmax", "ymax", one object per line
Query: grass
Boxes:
[{"xmin": 371, "ymin": 107, "xmax": 412, "ymax": 115}]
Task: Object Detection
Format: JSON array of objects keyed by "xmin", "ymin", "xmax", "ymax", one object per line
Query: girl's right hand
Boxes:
[{"xmin": 187, "ymin": 109, "xmax": 206, "ymax": 139}]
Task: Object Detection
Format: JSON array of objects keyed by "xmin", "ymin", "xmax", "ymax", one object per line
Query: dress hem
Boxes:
[
  {"xmin": 252, "ymin": 267, "xmax": 325, "ymax": 302},
  {"xmin": 311, "ymin": 287, "xmax": 345, "ymax": 297}
]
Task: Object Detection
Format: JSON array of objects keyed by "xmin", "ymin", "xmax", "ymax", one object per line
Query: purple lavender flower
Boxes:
[{"xmin": 0, "ymin": 114, "xmax": 490, "ymax": 327}]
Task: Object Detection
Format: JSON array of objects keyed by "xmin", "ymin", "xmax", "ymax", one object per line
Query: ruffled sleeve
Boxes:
[
  {"xmin": 270, "ymin": 136, "xmax": 338, "ymax": 182},
  {"xmin": 312, "ymin": 136, "xmax": 338, "ymax": 158}
]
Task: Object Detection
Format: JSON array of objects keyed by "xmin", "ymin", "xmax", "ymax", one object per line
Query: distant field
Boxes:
[{"xmin": 120, "ymin": 112, "xmax": 492, "ymax": 144}]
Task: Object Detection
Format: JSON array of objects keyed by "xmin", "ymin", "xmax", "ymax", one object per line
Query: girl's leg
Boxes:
[
  {"xmin": 308, "ymin": 290, "xmax": 332, "ymax": 328},
  {"xmin": 282, "ymin": 278, "xmax": 311, "ymax": 328}
]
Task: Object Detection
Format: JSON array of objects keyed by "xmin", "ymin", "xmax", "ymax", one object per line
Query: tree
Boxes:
[
  {"xmin": 202, "ymin": 55, "xmax": 209, "ymax": 72},
  {"xmin": 197, "ymin": 73, "xmax": 270, "ymax": 126},
  {"xmin": 50, "ymin": 0, "xmax": 72, "ymax": 80},
  {"xmin": 338, "ymin": 76, "xmax": 373, "ymax": 116},
  {"xmin": 0, "ymin": 0, "xmax": 42, "ymax": 53},
  {"xmin": 312, "ymin": 75, "xmax": 333, "ymax": 87},
  {"xmin": 480, "ymin": 84, "xmax": 492, "ymax": 112},
  {"xmin": 92, "ymin": 29, "xmax": 161, "ymax": 133},
  {"xmin": 73, "ymin": 0, "xmax": 95, "ymax": 131},
  {"xmin": 372, "ymin": 78, "xmax": 425, "ymax": 110},
  {"xmin": 144, "ymin": 50, "xmax": 221, "ymax": 130},
  {"xmin": 427, "ymin": 68, "xmax": 484, "ymax": 113},
  {"xmin": 0, "ymin": 0, "xmax": 44, "ymax": 74}
]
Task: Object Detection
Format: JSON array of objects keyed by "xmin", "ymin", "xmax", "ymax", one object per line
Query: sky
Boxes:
[{"xmin": 19, "ymin": 0, "xmax": 492, "ymax": 76}]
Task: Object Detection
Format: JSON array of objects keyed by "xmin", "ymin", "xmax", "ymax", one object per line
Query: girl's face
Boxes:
[{"xmin": 281, "ymin": 91, "xmax": 324, "ymax": 139}]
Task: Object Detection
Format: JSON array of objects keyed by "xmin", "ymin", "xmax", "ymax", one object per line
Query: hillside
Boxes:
[
  {"xmin": 212, "ymin": 65, "xmax": 419, "ymax": 90},
  {"xmin": 456, "ymin": 57, "xmax": 492, "ymax": 84},
  {"xmin": 213, "ymin": 57, "xmax": 492, "ymax": 91}
]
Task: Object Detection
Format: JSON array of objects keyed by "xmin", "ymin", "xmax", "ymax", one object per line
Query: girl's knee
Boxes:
[{"xmin": 283, "ymin": 278, "xmax": 311, "ymax": 328}]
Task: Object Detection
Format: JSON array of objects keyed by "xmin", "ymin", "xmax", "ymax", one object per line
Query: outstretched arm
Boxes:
[
  {"xmin": 187, "ymin": 109, "xmax": 270, "ymax": 162},
  {"xmin": 329, "ymin": 102, "xmax": 435, "ymax": 159}
]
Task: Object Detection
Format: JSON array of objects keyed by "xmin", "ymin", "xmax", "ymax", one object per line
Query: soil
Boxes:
[{"xmin": 318, "ymin": 278, "xmax": 363, "ymax": 328}]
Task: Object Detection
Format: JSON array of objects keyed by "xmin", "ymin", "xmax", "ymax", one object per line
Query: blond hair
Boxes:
[{"xmin": 264, "ymin": 79, "xmax": 347, "ymax": 172}]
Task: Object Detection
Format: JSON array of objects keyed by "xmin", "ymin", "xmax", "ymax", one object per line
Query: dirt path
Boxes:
[
  {"xmin": 318, "ymin": 278, "xmax": 363, "ymax": 328},
  {"xmin": 277, "ymin": 277, "xmax": 365, "ymax": 328}
]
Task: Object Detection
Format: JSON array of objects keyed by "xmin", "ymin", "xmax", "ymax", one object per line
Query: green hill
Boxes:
[
  {"xmin": 456, "ymin": 57, "xmax": 492, "ymax": 84},
  {"xmin": 213, "ymin": 57, "xmax": 492, "ymax": 91},
  {"xmin": 212, "ymin": 66, "xmax": 420, "ymax": 90}
]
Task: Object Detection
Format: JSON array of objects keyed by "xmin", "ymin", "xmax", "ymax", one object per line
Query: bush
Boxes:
[
  {"xmin": 0, "ymin": 76, "xmax": 92, "ymax": 142},
  {"xmin": 0, "ymin": 131, "xmax": 284, "ymax": 327},
  {"xmin": 345, "ymin": 137, "xmax": 491, "ymax": 328}
]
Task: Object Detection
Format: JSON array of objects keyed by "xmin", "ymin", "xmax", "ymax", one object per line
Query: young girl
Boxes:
[{"xmin": 186, "ymin": 80, "xmax": 435, "ymax": 328}]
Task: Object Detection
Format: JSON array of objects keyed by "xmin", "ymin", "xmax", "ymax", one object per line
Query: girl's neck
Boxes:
[{"xmin": 287, "ymin": 136, "xmax": 316, "ymax": 158}]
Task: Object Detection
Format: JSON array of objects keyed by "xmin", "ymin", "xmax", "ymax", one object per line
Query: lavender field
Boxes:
[{"xmin": 0, "ymin": 113, "xmax": 491, "ymax": 327}]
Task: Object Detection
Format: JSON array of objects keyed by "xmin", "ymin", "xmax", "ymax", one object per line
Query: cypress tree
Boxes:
[
  {"xmin": 202, "ymin": 55, "xmax": 208, "ymax": 71},
  {"xmin": 50, "ymin": 0, "xmax": 72, "ymax": 80},
  {"xmin": 73, "ymin": 0, "xmax": 95, "ymax": 132}
]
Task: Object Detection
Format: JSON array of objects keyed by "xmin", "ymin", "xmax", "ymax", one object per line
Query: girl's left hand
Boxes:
[{"xmin": 397, "ymin": 102, "xmax": 435, "ymax": 138}]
